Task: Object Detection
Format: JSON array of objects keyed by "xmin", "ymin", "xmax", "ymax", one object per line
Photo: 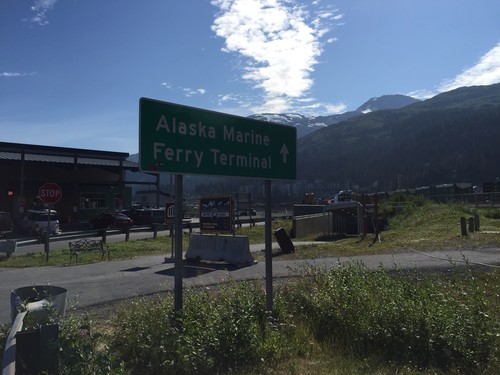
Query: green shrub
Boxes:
[
  {"xmin": 380, "ymin": 192, "xmax": 432, "ymax": 221},
  {"xmin": 0, "ymin": 323, "xmax": 9, "ymax": 365},
  {"xmin": 111, "ymin": 282, "xmax": 295, "ymax": 374},
  {"xmin": 287, "ymin": 262, "xmax": 500, "ymax": 373},
  {"xmin": 58, "ymin": 313, "xmax": 127, "ymax": 374},
  {"xmin": 482, "ymin": 207, "xmax": 500, "ymax": 219}
]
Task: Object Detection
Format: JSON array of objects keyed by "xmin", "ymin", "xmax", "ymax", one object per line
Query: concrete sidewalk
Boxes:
[{"xmin": 1, "ymin": 243, "xmax": 499, "ymax": 325}]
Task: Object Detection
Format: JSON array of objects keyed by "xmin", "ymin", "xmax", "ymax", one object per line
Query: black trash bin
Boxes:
[{"xmin": 274, "ymin": 227, "xmax": 295, "ymax": 254}]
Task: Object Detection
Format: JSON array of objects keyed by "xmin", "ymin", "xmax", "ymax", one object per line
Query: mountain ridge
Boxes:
[
  {"xmin": 297, "ymin": 83, "xmax": 500, "ymax": 191},
  {"xmin": 248, "ymin": 94, "xmax": 420, "ymax": 138}
]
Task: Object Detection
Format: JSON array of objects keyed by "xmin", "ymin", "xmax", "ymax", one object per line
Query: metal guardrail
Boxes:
[
  {"xmin": 2, "ymin": 311, "xmax": 26, "ymax": 375},
  {"xmin": 12, "ymin": 223, "xmax": 185, "ymax": 248},
  {"xmin": 8, "ymin": 215, "xmax": 276, "ymax": 251},
  {"xmin": 2, "ymin": 286, "xmax": 68, "ymax": 375},
  {"xmin": 12, "ymin": 218, "xmax": 270, "ymax": 247}
]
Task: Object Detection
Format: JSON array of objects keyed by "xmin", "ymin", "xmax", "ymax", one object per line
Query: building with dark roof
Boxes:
[{"xmin": 0, "ymin": 142, "xmax": 140, "ymax": 226}]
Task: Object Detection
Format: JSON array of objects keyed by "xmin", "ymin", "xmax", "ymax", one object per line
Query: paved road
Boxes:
[{"xmin": 1, "ymin": 242, "xmax": 499, "ymax": 325}]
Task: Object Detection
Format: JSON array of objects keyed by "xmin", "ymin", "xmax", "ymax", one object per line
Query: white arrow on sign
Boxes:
[{"xmin": 280, "ymin": 144, "xmax": 289, "ymax": 163}]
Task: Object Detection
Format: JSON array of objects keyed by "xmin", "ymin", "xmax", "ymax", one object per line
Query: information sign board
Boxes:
[
  {"xmin": 165, "ymin": 203, "xmax": 175, "ymax": 224},
  {"xmin": 139, "ymin": 98, "xmax": 296, "ymax": 180},
  {"xmin": 199, "ymin": 196, "xmax": 232, "ymax": 233}
]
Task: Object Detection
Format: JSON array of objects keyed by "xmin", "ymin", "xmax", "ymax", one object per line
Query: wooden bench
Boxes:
[{"xmin": 69, "ymin": 238, "xmax": 109, "ymax": 263}]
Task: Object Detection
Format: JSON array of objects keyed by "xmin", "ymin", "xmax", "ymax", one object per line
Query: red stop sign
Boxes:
[{"xmin": 39, "ymin": 183, "xmax": 63, "ymax": 204}]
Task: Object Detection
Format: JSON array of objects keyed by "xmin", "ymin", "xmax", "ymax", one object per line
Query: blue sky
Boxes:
[{"xmin": 1, "ymin": 0, "xmax": 500, "ymax": 154}]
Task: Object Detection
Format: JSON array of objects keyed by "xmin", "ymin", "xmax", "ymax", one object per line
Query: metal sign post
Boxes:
[
  {"xmin": 264, "ymin": 180, "xmax": 273, "ymax": 312},
  {"xmin": 165, "ymin": 203, "xmax": 175, "ymax": 258},
  {"xmin": 139, "ymin": 98, "xmax": 297, "ymax": 315},
  {"xmin": 174, "ymin": 175, "xmax": 183, "ymax": 312},
  {"xmin": 38, "ymin": 183, "xmax": 62, "ymax": 262},
  {"xmin": 45, "ymin": 204, "xmax": 51, "ymax": 262}
]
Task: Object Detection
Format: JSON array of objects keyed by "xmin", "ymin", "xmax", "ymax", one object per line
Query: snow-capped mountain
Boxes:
[
  {"xmin": 249, "ymin": 94, "xmax": 420, "ymax": 138},
  {"xmin": 356, "ymin": 94, "xmax": 420, "ymax": 114}
]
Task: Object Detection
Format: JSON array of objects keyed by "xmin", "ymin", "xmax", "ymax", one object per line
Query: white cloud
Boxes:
[
  {"xmin": 1, "ymin": 72, "xmax": 23, "ymax": 77},
  {"xmin": 324, "ymin": 102, "xmax": 347, "ymax": 114},
  {"xmin": 28, "ymin": 0, "xmax": 58, "ymax": 26},
  {"xmin": 182, "ymin": 87, "xmax": 207, "ymax": 97},
  {"xmin": 161, "ymin": 83, "xmax": 207, "ymax": 97},
  {"xmin": 438, "ymin": 42, "xmax": 500, "ymax": 93},
  {"xmin": 406, "ymin": 89, "xmax": 435, "ymax": 100},
  {"xmin": 407, "ymin": 42, "xmax": 500, "ymax": 100},
  {"xmin": 0, "ymin": 72, "xmax": 36, "ymax": 77},
  {"xmin": 293, "ymin": 100, "xmax": 347, "ymax": 115},
  {"xmin": 211, "ymin": 0, "xmax": 341, "ymax": 113}
]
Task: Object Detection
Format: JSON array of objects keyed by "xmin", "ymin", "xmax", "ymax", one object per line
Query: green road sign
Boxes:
[{"xmin": 139, "ymin": 98, "xmax": 296, "ymax": 180}]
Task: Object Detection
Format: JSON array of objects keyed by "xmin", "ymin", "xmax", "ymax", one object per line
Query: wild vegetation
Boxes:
[
  {"xmin": 2, "ymin": 264, "xmax": 498, "ymax": 374},
  {"xmin": 1, "ymin": 198, "xmax": 500, "ymax": 374}
]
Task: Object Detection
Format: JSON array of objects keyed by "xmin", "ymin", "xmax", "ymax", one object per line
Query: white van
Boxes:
[{"xmin": 22, "ymin": 209, "xmax": 60, "ymax": 236}]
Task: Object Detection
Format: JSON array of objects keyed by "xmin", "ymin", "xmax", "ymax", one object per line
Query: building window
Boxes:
[{"xmin": 80, "ymin": 192, "xmax": 107, "ymax": 209}]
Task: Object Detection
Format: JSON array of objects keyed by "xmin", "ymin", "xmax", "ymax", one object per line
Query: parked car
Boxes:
[
  {"xmin": 129, "ymin": 208, "xmax": 166, "ymax": 226},
  {"xmin": 235, "ymin": 209, "xmax": 257, "ymax": 216},
  {"xmin": 89, "ymin": 212, "xmax": 133, "ymax": 229},
  {"xmin": 0, "ymin": 211, "xmax": 13, "ymax": 238},
  {"xmin": 22, "ymin": 209, "xmax": 60, "ymax": 236}
]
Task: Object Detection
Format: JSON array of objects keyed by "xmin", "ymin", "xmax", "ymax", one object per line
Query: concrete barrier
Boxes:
[
  {"xmin": 292, "ymin": 213, "xmax": 331, "ymax": 238},
  {"xmin": 185, "ymin": 233, "xmax": 254, "ymax": 265}
]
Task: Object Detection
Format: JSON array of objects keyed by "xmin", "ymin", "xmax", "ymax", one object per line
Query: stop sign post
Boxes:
[
  {"xmin": 39, "ymin": 183, "xmax": 62, "ymax": 205},
  {"xmin": 38, "ymin": 183, "xmax": 62, "ymax": 259}
]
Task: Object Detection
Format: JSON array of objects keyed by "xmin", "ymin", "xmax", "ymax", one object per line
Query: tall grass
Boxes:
[
  {"xmin": 111, "ymin": 281, "xmax": 296, "ymax": 374},
  {"xmin": 287, "ymin": 262, "xmax": 500, "ymax": 373},
  {"xmin": 376, "ymin": 195, "xmax": 500, "ymax": 250}
]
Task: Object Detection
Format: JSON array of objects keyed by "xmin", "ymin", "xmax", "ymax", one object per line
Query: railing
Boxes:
[
  {"xmin": 2, "ymin": 312, "xmax": 26, "ymax": 375},
  {"xmin": 12, "ymin": 217, "xmax": 269, "ymax": 249},
  {"xmin": 2, "ymin": 286, "xmax": 67, "ymax": 375}
]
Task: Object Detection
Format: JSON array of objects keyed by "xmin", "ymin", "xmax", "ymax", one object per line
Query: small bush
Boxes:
[{"xmin": 482, "ymin": 207, "xmax": 500, "ymax": 219}]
